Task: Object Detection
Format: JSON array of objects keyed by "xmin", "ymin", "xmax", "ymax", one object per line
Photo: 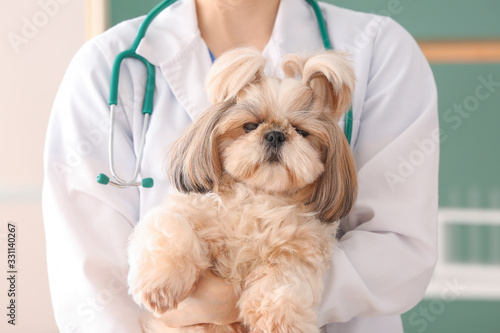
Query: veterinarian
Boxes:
[{"xmin": 43, "ymin": 0, "xmax": 439, "ymax": 332}]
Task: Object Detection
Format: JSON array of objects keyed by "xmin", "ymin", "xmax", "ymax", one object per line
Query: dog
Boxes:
[{"xmin": 127, "ymin": 47, "xmax": 358, "ymax": 333}]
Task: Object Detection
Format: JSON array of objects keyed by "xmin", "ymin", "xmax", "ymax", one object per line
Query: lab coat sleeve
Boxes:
[
  {"xmin": 317, "ymin": 18, "xmax": 439, "ymax": 324},
  {"xmin": 43, "ymin": 39, "xmax": 143, "ymax": 332}
]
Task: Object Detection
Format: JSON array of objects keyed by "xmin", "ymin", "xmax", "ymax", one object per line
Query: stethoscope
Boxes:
[{"xmin": 96, "ymin": 0, "xmax": 353, "ymax": 189}]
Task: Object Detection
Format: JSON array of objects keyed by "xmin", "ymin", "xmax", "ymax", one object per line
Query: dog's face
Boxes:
[
  {"xmin": 169, "ymin": 47, "xmax": 358, "ymax": 222},
  {"xmin": 217, "ymin": 77, "xmax": 328, "ymax": 193}
]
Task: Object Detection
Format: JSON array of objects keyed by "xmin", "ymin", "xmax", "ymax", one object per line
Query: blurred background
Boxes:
[{"xmin": 1, "ymin": 0, "xmax": 499, "ymax": 332}]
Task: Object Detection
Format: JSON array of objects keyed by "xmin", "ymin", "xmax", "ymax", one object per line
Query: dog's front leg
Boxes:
[
  {"xmin": 238, "ymin": 263, "xmax": 325, "ymax": 333},
  {"xmin": 128, "ymin": 194, "xmax": 221, "ymax": 316}
]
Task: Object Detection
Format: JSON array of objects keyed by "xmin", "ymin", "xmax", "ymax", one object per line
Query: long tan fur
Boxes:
[
  {"xmin": 283, "ymin": 52, "xmax": 357, "ymax": 221},
  {"xmin": 128, "ymin": 47, "xmax": 358, "ymax": 333}
]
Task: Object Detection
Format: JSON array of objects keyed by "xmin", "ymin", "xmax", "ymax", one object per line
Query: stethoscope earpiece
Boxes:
[
  {"xmin": 142, "ymin": 178, "xmax": 154, "ymax": 188},
  {"xmin": 97, "ymin": 173, "xmax": 110, "ymax": 185}
]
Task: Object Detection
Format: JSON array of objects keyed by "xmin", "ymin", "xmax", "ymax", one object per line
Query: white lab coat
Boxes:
[{"xmin": 43, "ymin": 0, "xmax": 439, "ymax": 332}]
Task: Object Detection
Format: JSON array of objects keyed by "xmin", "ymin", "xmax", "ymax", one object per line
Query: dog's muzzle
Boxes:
[
  {"xmin": 265, "ymin": 131, "xmax": 286, "ymax": 148},
  {"xmin": 265, "ymin": 131, "xmax": 285, "ymax": 163}
]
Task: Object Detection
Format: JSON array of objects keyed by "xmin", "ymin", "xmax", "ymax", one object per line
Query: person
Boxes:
[{"xmin": 42, "ymin": 0, "xmax": 439, "ymax": 332}]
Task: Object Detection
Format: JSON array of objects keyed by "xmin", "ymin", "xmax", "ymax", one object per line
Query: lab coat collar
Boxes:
[
  {"xmin": 136, "ymin": 0, "xmax": 211, "ymax": 121},
  {"xmin": 136, "ymin": 0, "xmax": 326, "ymax": 120},
  {"xmin": 263, "ymin": 0, "xmax": 326, "ymax": 75}
]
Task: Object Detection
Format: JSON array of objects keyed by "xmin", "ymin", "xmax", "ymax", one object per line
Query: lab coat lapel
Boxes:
[
  {"xmin": 136, "ymin": 0, "xmax": 211, "ymax": 121},
  {"xmin": 263, "ymin": 0, "xmax": 326, "ymax": 75},
  {"xmin": 158, "ymin": 39, "xmax": 212, "ymax": 121}
]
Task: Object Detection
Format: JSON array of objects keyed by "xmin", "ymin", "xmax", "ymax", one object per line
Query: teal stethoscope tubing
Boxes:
[{"xmin": 97, "ymin": 0, "xmax": 353, "ymax": 188}]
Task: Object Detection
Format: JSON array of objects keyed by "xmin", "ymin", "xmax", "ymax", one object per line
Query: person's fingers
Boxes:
[{"xmin": 158, "ymin": 270, "xmax": 240, "ymax": 327}]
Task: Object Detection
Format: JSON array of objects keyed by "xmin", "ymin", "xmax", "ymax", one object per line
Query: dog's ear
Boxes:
[
  {"xmin": 206, "ymin": 47, "xmax": 266, "ymax": 103},
  {"xmin": 284, "ymin": 52, "xmax": 355, "ymax": 121},
  {"xmin": 282, "ymin": 54, "xmax": 305, "ymax": 79},
  {"xmin": 168, "ymin": 101, "xmax": 234, "ymax": 193},
  {"xmin": 316, "ymin": 127, "xmax": 358, "ymax": 222},
  {"xmin": 286, "ymin": 52, "xmax": 357, "ymax": 222},
  {"xmin": 297, "ymin": 123, "xmax": 358, "ymax": 222}
]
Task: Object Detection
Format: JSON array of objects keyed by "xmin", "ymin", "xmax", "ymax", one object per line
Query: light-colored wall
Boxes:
[{"xmin": 0, "ymin": 0, "xmax": 86, "ymax": 331}]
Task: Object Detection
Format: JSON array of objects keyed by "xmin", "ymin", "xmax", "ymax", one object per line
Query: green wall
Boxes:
[
  {"xmin": 107, "ymin": 1, "xmax": 500, "ymax": 332},
  {"xmin": 433, "ymin": 64, "xmax": 500, "ymax": 209},
  {"xmin": 402, "ymin": 300, "xmax": 500, "ymax": 333},
  {"xmin": 110, "ymin": 0, "xmax": 162, "ymax": 26}
]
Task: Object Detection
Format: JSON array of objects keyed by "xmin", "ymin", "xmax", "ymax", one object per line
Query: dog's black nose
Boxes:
[{"xmin": 265, "ymin": 131, "xmax": 286, "ymax": 148}]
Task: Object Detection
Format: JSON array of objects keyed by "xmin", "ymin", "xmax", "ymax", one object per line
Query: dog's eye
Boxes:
[
  {"xmin": 295, "ymin": 129, "xmax": 310, "ymax": 137},
  {"xmin": 243, "ymin": 122, "xmax": 259, "ymax": 133}
]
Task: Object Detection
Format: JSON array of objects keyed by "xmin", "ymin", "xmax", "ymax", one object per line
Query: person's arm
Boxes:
[
  {"xmin": 157, "ymin": 270, "xmax": 240, "ymax": 327},
  {"xmin": 43, "ymin": 39, "xmax": 143, "ymax": 333},
  {"xmin": 317, "ymin": 17, "xmax": 439, "ymax": 324}
]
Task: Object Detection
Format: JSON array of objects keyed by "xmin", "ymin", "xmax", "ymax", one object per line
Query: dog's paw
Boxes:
[
  {"xmin": 128, "ymin": 262, "xmax": 200, "ymax": 315},
  {"xmin": 132, "ymin": 285, "xmax": 184, "ymax": 315},
  {"xmin": 240, "ymin": 290, "xmax": 320, "ymax": 333},
  {"xmin": 127, "ymin": 208, "xmax": 212, "ymax": 316},
  {"xmin": 129, "ymin": 276, "xmax": 196, "ymax": 315}
]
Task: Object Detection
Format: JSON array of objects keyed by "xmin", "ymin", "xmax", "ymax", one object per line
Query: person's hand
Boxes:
[{"xmin": 159, "ymin": 270, "xmax": 240, "ymax": 328}]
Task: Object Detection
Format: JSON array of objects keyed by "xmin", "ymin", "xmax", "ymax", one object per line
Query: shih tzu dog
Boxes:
[{"xmin": 127, "ymin": 47, "xmax": 358, "ymax": 333}]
